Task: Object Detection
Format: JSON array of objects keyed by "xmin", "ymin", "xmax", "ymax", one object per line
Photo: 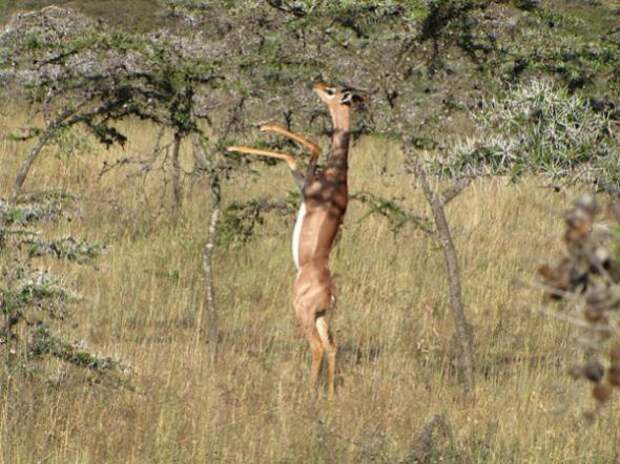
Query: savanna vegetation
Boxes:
[{"xmin": 1, "ymin": 1, "xmax": 620, "ymax": 462}]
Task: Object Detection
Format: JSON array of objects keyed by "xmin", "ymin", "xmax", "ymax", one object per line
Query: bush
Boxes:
[
  {"xmin": 0, "ymin": 193, "xmax": 126, "ymax": 386},
  {"xmin": 433, "ymin": 80, "xmax": 618, "ymax": 190}
]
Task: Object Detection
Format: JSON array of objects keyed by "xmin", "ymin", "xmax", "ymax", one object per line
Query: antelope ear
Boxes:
[{"xmin": 340, "ymin": 91, "xmax": 365, "ymax": 105}]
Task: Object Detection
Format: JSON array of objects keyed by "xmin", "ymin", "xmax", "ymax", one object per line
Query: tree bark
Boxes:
[
  {"xmin": 190, "ymin": 131, "xmax": 220, "ymax": 355},
  {"xmin": 202, "ymin": 203, "xmax": 220, "ymax": 358},
  {"xmin": 171, "ymin": 132, "xmax": 183, "ymax": 209},
  {"xmin": 410, "ymin": 154, "xmax": 475, "ymax": 395}
]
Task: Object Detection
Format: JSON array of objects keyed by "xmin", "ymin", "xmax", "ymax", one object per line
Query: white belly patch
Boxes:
[{"xmin": 292, "ymin": 202, "xmax": 306, "ymax": 270}]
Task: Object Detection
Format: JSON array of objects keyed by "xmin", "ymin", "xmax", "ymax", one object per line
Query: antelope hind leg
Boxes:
[
  {"xmin": 316, "ymin": 314, "xmax": 336, "ymax": 400},
  {"xmin": 308, "ymin": 328, "xmax": 324, "ymax": 395}
]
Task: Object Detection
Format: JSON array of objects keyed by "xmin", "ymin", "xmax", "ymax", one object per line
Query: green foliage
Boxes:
[
  {"xmin": 0, "ymin": 0, "xmax": 166, "ymax": 32},
  {"xmin": 2, "ymin": 266, "xmax": 75, "ymax": 319},
  {"xmin": 3, "ymin": 0, "xmax": 618, "ymax": 166},
  {"xmin": 512, "ymin": 0, "xmax": 539, "ymax": 11},
  {"xmin": 420, "ymin": 0, "xmax": 489, "ymax": 41},
  {"xmin": 25, "ymin": 236, "xmax": 107, "ymax": 262},
  {"xmin": 29, "ymin": 324, "xmax": 119, "ymax": 370},
  {"xmin": 217, "ymin": 196, "xmax": 295, "ymax": 247},
  {"xmin": 87, "ymin": 122, "xmax": 127, "ymax": 148},
  {"xmin": 510, "ymin": 34, "xmax": 620, "ymax": 90},
  {"xmin": 352, "ymin": 190, "xmax": 432, "ymax": 234},
  {"xmin": 217, "ymin": 189, "xmax": 431, "ymax": 246},
  {"xmin": 51, "ymin": 126, "xmax": 96, "ymax": 157},
  {"xmin": 0, "ymin": 198, "xmax": 62, "ymax": 225},
  {"xmin": 161, "ymin": 0, "xmax": 210, "ymax": 10},
  {"xmin": 1, "ymin": 8, "xmax": 222, "ymax": 163}
]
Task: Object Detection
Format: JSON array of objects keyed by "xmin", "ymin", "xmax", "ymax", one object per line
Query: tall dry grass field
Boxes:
[{"xmin": 0, "ymin": 108, "xmax": 617, "ymax": 463}]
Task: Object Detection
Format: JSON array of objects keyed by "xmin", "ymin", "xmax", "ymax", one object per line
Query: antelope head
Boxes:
[{"xmin": 312, "ymin": 82, "xmax": 364, "ymax": 130}]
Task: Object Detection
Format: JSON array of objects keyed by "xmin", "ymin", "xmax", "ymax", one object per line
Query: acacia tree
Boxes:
[
  {"xmin": 1, "ymin": 7, "xmax": 245, "ymax": 354},
  {"xmin": 402, "ymin": 78, "xmax": 618, "ymax": 394},
  {"xmin": 0, "ymin": 6, "xmax": 233, "ymax": 204}
]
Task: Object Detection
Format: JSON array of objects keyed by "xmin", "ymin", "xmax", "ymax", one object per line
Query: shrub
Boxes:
[
  {"xmin": 433, "ymin": 80, "xmax": 618, "ymax": 190},
  {"xmin": 0, "ymin": 193, "xmax": 127, "ymax": 386}
]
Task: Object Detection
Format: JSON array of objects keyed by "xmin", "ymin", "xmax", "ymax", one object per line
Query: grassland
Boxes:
[{"xmin": 1, "ymin": 106, "xmax": 618, "ymax": 463}]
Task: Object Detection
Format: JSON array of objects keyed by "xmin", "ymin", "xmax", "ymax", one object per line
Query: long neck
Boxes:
[{"xmin": 326, "ymin": 107, "xmax": 351, "ymax": 179}]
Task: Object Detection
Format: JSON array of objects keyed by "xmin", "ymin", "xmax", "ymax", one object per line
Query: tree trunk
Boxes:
[
  {"xmin": 411, "ymin": 155, "xmax": 475, "ymax": 395},
  {"xmin": 10, "ymin": 132, "xmax": 53, "ymax": 203},
  {"xmin": 171, "ymin": 132, "xmax": 183, "ymax": 209},
  {"xmin": 202, "ymin": 203, "xmax": 220, "ymax": 358}
]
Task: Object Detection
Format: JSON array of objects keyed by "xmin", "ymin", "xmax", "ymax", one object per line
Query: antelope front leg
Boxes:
[
  {"xmin": 326, "ymin": 333, "xmax": 336, "ymax": 400},
  {"xmin": 259, "ymin": 123, "xmax": 321, "ymax": 172},
  {"xmin": 315, "ymin": 314, "xmax": 336, "ymax": 400},
  {"xmin": 226, "ymin": 145, "xmax": 304, "ymax": 190},
  {"xmin": 226, "ymin": 146, "xmax": 298, "ymax": 170}
]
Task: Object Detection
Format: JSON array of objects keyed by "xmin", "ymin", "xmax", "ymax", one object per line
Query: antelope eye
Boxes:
[{"xmin": 324, "ymin": 87, "xmax": 336, "ymax": 96}]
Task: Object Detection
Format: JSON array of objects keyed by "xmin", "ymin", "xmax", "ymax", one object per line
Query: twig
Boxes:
[{"xmin": 441, "ymin": 177, "xmax": 473, "ymax": 206}]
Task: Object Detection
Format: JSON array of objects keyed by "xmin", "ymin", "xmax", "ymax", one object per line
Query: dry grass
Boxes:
[{"xmin": 1, "ymin": 112, "xmax": 618, "ymax": 463}]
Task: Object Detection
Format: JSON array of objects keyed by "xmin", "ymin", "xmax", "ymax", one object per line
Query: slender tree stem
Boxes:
[
  {"xmin": 202, "ymin": 202, "xmax": 220, "ymax": 358},
  {"xmin": 409, "ymin": 152, "xmax": 475, "ymax": 395},
  {"xmin": 172, "ymin": 133, "xmax": 183, "ymax": 209}
]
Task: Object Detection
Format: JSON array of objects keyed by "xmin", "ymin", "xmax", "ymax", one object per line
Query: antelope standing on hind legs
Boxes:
[{"xmin": 227, "ymin": 82, "xmax": 363, "ymax": 399}]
